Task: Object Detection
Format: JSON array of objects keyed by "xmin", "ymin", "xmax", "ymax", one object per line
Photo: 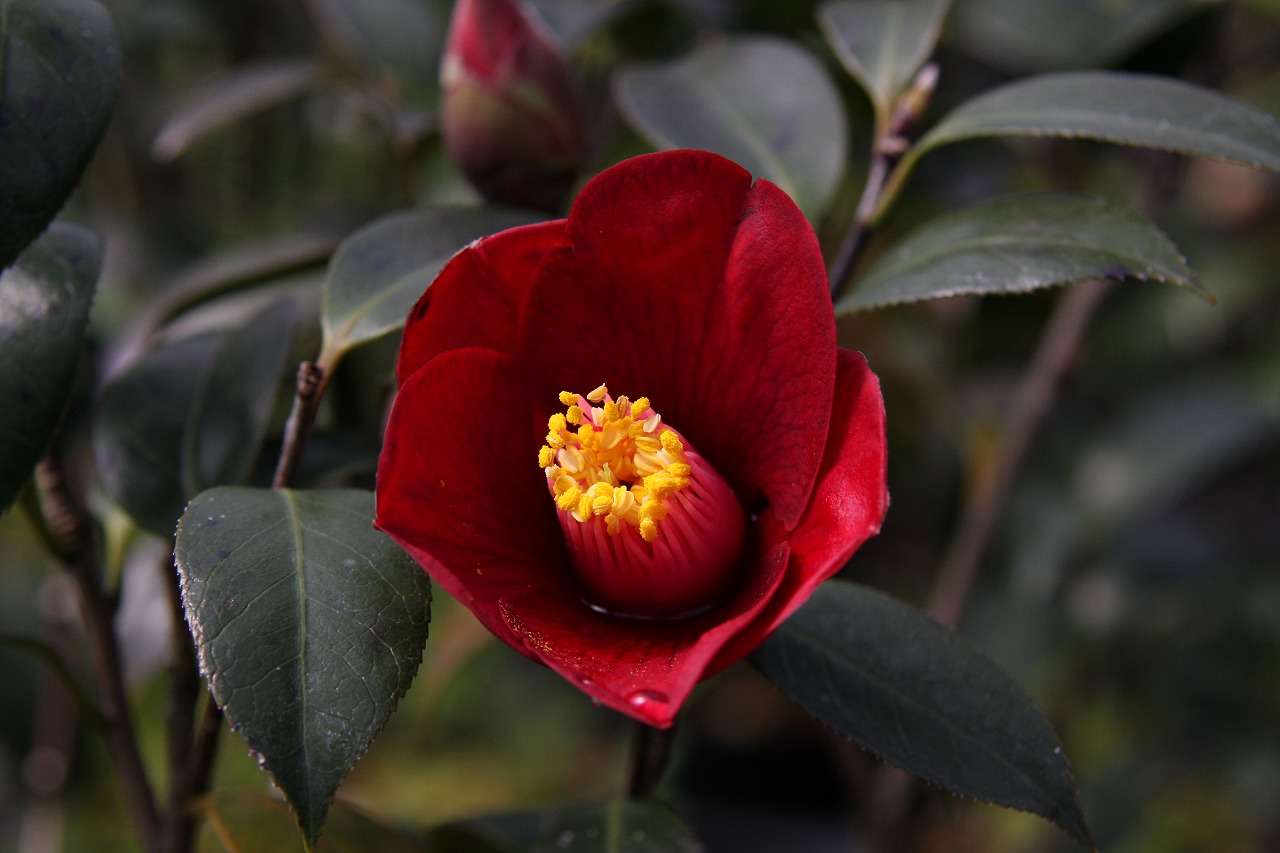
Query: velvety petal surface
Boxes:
[
  {"xmin": 498, "ymin": 542, "xmax": 790, "ymax": 727},
  {"xmin": 709, "ymin": 349, "xmax": 888, "ymax": 674},
  {"xmin": 516, "ymin": 151, "xmax": 835, "ymax": 526},
  {"xmin": 377, "ymin": 346, "xmax": 571, "ymax": 653},
  {"xmin": 396, "ymin": 219, "xmax": 566, "ymax": 384}
]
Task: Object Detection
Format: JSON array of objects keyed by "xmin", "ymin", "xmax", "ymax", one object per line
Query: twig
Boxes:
[
  {"xmin": 927, "ymin": 279, "xmax": 1112, "ymax": 628},
  {"xmin": 159, "ymin": 545, "xmax": 203, "ymax": 853},
  {"xmin": 36, "ymin": 454, "xmax": 162, "ymax": 852},
  {"xmin": 627, "ymin": 722, "xmax": 675, "ymax": 799},
  {"xmin": 272, "ymin": 361, "xmax": 327, "ymax": 490},
  {"xmin": 828, "ymin": 64, "xmax": 939, "ymax": 298}
]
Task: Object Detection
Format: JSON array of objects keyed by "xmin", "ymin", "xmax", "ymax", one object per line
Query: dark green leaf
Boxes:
[
  {"xmin": 0, "ymin": 223, "xmax": 99, "ymax": 512},
  {"xmin": 530, "ymin": 801, "xmax": 703, "ymax": 853},
  {"xmin": 613, "ymin": 35, "xmax": 848, "ymax": 220},
  {"xmin": 196, "ymin": 789, "xmax": 428, "ymax": 853},
  {"xmin": 320, "ymin": 206, "xmax": 546, "ymax": 361},
  {"xmin": 152, "ymin": 59, "xmax": 330, "ymax": 162},
  {"xmin": 950, "ymin": 0, "xmax": 1206, "ymax": 73},
  {"xmin": 839, "ymin": 193, "xmax": 1205, "ymax": 312},
  {"xmin": 884, "ymin": 72, "xmax": 1280, "ymax": 213},
  {"xmin": 177, "ymin": 487, "xmax": 432, "ymax": 848},
  {"xmin": 753, "ymin": 581, "xmax": 1092, "ymax": 847},
  {"xmin": 94, "ymin": 300, "xmax": 298, "ymax": 535},
  {"xmin": 0, "ymin": 0, "xmax": 121, "ymax": 269},
  {"xmin": 818, "ymin": 0, "xmax": 950, "ymax": 122}
]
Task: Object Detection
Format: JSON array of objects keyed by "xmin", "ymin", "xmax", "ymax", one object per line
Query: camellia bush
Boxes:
[{"xmin": 2, "ymin": 0, "xmax": 1278, "ymax": 851}]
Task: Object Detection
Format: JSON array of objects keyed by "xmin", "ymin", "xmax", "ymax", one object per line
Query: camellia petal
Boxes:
[
  {"xmin": 706, "ymin": 349, "xmax": 889, "ymax": 675},
  {"xmin": 518, "ymin": 151, "xmax": 835, "ymax": 526},
  {"xmin": 376, "ymin": 149, "xmax": 888, "ymax": 728},
  {"xmin": 396, "ymin": 219, "xmax": 566, "ymax": 384}
]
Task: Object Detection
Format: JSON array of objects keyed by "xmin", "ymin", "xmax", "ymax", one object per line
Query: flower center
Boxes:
[{"xmin": 538, "ymin": 384, "xmax": 746, "ymax": 618}]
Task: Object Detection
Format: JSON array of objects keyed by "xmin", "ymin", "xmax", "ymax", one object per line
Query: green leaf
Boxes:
[
  {"xmin": 530, "ymin": 801, "xmax": 703, "ymax": 853},
  {"xmin": 613, "ymin": 35, "xmax": 848, "ymax": 221},
  {"xmin": 320, "ymin": 206, "xmax": 546, "ymax": 361},
  {"xmin": 196, "ymin": 789, "xmax": 428, "ymax": 853},
  {"xmin": 152, "ymin": 59, "xmax": 330, "ymax": 162},
  {"xmin": 881, "ymin": 71, "xmax": 1280, "ymax": 218},
  {"xmin": 753, "ymin": 580, "xmax": 1092, "ymax": 848},
  {"xmin": 0, "ymin": 0, "xmax": 121, "ymax": 270},
  {"xmin": 94, "ymin": 300, "xmax": 298, "ymax": 535},
  {"xmin": 839, "ymin": 193, "xmax": 1205, "ymax": 312},
  {"xmin": 818, "ymin": 0, "xmax": 950, "ymax": 123},
  {"xmin": 0, "ymin": 223, "xmax": 99, "ymax": 513},
  {"xmin": 949, "ymin": 0, "xmax": 1207, "ymax": 73},
  {"xmin": 177, "ymin": 487, "xmax": 432, "ymax": 849}
]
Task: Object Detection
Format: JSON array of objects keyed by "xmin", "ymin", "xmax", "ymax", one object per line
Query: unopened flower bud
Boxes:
[{"xmin": 441, "ymin": 0, "xmax": 587, "ymax": 212}]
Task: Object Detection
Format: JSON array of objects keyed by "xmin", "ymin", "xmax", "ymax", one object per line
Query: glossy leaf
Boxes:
[
  {"xmin": 839, "ymin": 193, "xmax": 1204, "ymax": 312},
  {"xmin": 94, "ymin": 300, "xmax": 298, "ymax": 535},
  {"xmin": 152, "ymin": 59, "xmax": 330, "ymax": 162},
  {"xmin": 196, "ymin": 790, "xmax": 427, "ymax": 853},
  {"xmin": 0, "ymin": 0, "xmax": 121, "ymax": 270},
  {"xmin": 177, "ymin": 487, "xmax": 432, "ymax": 848},
  {"xmin": 753, "ymin": 580, "xmax": 1091, "ymax": 847},
  {"xmin": 950, "ymin": 0, "xmax": 1206, "ymax": 73},
  {"xmin": 320, "ymin": 206, "xmax": 545, "ymax": 360},
  {"xmin": 818, "ymin": 0, "xmax": 950, "ymax": 122},
  {"xmin": 530, "ymin": 801, "xmax": 703, "ymax": 853},
  {"xmin": 0, "ymin": 223, "xmax": 100, "ymax": 512},
  {"xmin": 881, "ymin": 71, "xmax": 1280, "ymax": 217},
  {"xmin": 613, "ymin": 36, "xmax": 848, "ymax": 220}
]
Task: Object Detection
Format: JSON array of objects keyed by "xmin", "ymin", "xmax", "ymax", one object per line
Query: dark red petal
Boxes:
[
  {"xmin": 517, "ymin": 151, "xmax": 834, "ymax": 526},
  {"xmin": 704, "ymin": 349, "xmax": 889, "ymax": 675},
  {"xmin": 376, "ymin": 346, "xmax": 572, "ymax": 655},
  {"xmin": 498, "ymin": 542, "xmax": 790, "ymax": 728},
  {"xmin": 396, "ymin": 219, "xmax": 566, "ymax": 384}
]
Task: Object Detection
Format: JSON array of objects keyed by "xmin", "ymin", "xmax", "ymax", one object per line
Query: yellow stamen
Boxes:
[{"xmin": 538, "ymin": 386, "xmax": 694, "ymax": 541}]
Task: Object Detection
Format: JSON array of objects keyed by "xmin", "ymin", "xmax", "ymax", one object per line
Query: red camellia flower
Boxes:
[{"xmin": 375, "ymin": 150, "xmax": 888, "ymax": 728}]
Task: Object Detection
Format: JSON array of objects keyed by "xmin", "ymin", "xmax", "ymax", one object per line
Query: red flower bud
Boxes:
[{"xmin": 441, "ymin": 0, "xmax": 587, "ymax": 212}]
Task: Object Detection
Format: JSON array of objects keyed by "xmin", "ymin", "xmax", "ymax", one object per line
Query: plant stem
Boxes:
[
  {"xmin": 627, "ymin": 722, "xmax": 675, "ymax": 799},
  {"xmin": 272, "ymin": 360, "xmax": 329, "ymax": 490},
  {"xmin": 159, "ymin": 545, "xmax": 203, "ymax": 853},
  {"xmin": 927, "ymin": 279, "xmax": 1111, "ymax": 629},
  {"xmin": 828, "ymin": 63, "xmax": 938, "ymax": 298},
  {"xmin": 36, "ymin": 454, "xmax": 162, "ymax": 853}
]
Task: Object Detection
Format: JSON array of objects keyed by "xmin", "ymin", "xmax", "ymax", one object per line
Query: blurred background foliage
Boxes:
[{"xmin": 1, "ymin": 0, "xmax": 1278, "ymax": 851}]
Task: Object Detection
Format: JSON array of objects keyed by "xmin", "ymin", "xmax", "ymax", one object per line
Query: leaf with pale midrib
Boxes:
[{"xmin": 177, "ymin": 487, "xmax": 432, "ymax": 849}]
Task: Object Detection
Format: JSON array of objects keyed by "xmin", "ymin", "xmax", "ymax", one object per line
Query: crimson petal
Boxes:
[
  {"xmin": 517, "ymin": 150, "xmax": 834, "ymax": 525},
  {"xmin": 376, "ymin": 346, "xmax": 571, "ymax": 654},
  {"xmin": 706, "ymin": 349, "xmax": 889, "ymax": 674},
  {"xmin": 498, "ymin": 542, "xmax": 790, "ymax": 728},
  {"xmin": 397, "ymin": 219, "xmax": 566, "ymax": 384}
]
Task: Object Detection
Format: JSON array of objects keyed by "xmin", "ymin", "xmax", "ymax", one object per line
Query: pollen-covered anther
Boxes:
[{"xmin": 536, "ymin": 386, "xmax": 747, "ymax": 618}]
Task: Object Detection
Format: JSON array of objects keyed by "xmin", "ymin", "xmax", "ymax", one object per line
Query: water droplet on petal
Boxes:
[{"xmin": 627, "ymin": 689, "xmax": 669, "ymax": 709}]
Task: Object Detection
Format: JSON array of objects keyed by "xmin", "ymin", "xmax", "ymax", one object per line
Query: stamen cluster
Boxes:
[{"xmin": 538, "ymin": 384, "xmax": 690, "ymax": 542}]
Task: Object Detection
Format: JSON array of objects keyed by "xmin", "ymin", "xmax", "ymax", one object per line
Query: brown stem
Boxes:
[
  {"xmin": 627, "ymin": 722, "xmax": 675, "ymax": 799},
  {"xmin": 272, "ymin": 361, "xmax": 327, "ymax": 490},
  {"xmin": 159, "ymin": 545, "xmax": 203, "ymax": 853},
  {"xmin": 36, "ymin": 455, "xmax": 162, "ymax": 852},
  {"xmin": 927, "ymin": 279, "xmax": 1111, "ymax": 628},
  {"xmin": 828, "ymin": 63, "xmax": 938, "ymax": 298}
]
